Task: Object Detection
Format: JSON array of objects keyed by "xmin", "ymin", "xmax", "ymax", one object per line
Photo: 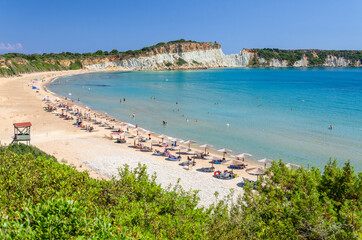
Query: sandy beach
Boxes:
[{"xmin": 0, "ymin": 70, "xmax": 263, "ymax": 206}]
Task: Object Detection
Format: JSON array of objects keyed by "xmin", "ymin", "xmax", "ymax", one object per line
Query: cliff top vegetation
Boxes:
[
  {"xmin": 0, "ymin": 39, "xmax": 212, "ymax": 61},
  {"xmin": 252, "ymin": 48, "xmax": 362, "ymax": 66}
]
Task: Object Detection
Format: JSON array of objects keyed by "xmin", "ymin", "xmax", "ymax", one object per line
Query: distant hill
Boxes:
[{"xmin": 1, "ymin": 39, "xmax": 362, "ymax": 76}]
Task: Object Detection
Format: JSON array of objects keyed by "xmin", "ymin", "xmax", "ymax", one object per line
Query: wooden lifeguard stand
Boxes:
[{"xmin": 12, "ymin": 122, "xmax": 32, "ymax": 145}]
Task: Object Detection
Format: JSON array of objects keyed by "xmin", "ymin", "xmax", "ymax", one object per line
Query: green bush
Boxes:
[
  {"xmin": 165, "ymin": 62, "xmax": 173, "ymax": 67},
  {"xmin": 0, "ymin": 145, "xmax": 360, "ymax": 239},
  {"xmin": 0, "ymin": 143, "xmax": 56, "ymax": 161},
  {"xmin": 176, "ymin": 58, "xmax": 187, "ymax": 66},
  {"xmin": 69, "ymin": 60, "xmax": 83, "ymax": 70}
]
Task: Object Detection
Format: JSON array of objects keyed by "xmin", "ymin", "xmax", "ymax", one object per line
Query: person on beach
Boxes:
[{"xmin": 123, "ymin": 98, "xmax": 126, "ymax": 102}]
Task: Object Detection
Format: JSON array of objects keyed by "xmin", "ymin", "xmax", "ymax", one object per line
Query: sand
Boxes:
[{"xmin": 0, "ymin": 70, "xmax": 263, "ymax": 206}]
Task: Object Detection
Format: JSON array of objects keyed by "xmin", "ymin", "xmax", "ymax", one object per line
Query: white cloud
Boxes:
[{"xmin": 0, "ymin": 42, "xmax": 23, "ymax": 51}]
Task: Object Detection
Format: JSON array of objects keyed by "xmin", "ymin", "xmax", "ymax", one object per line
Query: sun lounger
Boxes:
[
  {"xmin": 141, "ymin": 147, "xmax": 152, "ymax": 152},
  {"xmin": 229, "ymin": 164, "xmax": 246, "ymax": 169},
  {"xmin": 199, "ymin": 166, "xmax": 215, "ymax": 172},
  {"xmin": 167, "ymin": 156, "xmax": 180, "ymax": 161},
  {"xmin": 153, "ymin": 151, "xmax": 163, "ymax": 156}
]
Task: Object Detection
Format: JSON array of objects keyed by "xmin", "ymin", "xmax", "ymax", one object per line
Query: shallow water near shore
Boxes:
[{"xmin": 48, "ymin": 68, "xmax": 362, "ymax": 171}]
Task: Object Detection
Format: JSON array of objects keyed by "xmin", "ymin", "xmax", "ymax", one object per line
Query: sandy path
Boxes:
[{"xmin": 0, "ymin": 70, "xmax": 262, "ymax": 206}]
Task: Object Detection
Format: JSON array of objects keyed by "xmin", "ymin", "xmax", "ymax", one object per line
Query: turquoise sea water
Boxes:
[{"xmin": 48, "ymin": 68, "xmax": 362, "ymax": 171}]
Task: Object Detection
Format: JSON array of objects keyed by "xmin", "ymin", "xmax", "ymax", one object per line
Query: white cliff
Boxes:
[{"xmin": 83, "ymin": 43, "xmax": 361, "ymax": 70}]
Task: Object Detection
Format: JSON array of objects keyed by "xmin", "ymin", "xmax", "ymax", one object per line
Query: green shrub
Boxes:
[
  {"xmin": 192, "ymin": 60, "xmax": 200, "ymax": 64},
  {"xmin": 0, "ymin": 145, "xmax": 360, "ymax": 239},
  {"xmin": 0, "ymin": 143, "xmax": 56, "ymax": 161},
  {"xmin": 176, "ymin": 58, "xmax": 187, "ymax": 66},
  {"xmin": 165, "ymin": 62, "xmax": 173, "ymax": 67},
  {"xmin": 69, "ymin": 60, "xmax": 82, "ymax": 70}
]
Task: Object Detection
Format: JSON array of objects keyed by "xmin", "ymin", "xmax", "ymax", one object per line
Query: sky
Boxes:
[{"xmin": 1, "ymin": 0, "xmax": 362, "ymax": 54}]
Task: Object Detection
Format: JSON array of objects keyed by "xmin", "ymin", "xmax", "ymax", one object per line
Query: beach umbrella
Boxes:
[
  {"xmin": 217, "ymin": 148, "xmax": 233, "ymax": 158},
  {"xmin": 158, "ymin": 134, "xmax": 167, "ymax": 142},
  {"xmin": 127, "ymin": 123, "xmax": 136, "ymax": 128},
  {"xmin": 204, "ymin": 155, "xmax": 221, "ymax": 161},
  {"xmin": 286, "ymin": 163, "xmax": 301, "ymax": 170},
  {"xmin": 172, "ymin": 145, "xmax": 187, "ymax": 155},
  {"xmin": 246, "ymin": 167, "xmax": 266, "ymax": 181},
  {"xmin": 186, "ymin": 150, "xmax": 202, "ymax": 155},
  {"xmin": 235, "ymin": 153, "xmax": 252, "ymax": 162},
  {"xmin": 133, "ymin": 135, "xmax": 143, "ymax": 145},
  {"xmin": 257, "ymin": 158, "xmax": 273, "ymax": 168},
  {"xmin": 133, "ymin": 127, "xmax": 144, "ymax": 135},
  {"xmin": 183, "ymin": 140, "xmax": 197, "ymax": 149},
  {"xmin": 246, "ymin": 167, "xmax": 266, "ymax": 176},
  {"xmin": 199, "ymin": 144, "xmax": 214, "ymax": 154},
  {"xmin": 145, "ymin": 139, "xmax": 157, "ymax": 150}
]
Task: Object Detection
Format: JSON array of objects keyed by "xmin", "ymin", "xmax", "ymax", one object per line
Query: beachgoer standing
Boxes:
[
  {"xmin": 120, "ymin": 98, "xmax": 122, "ymax": 103},
  {"xmin": 132, "ymin": 113, "xmax": 135, "ymax": 118},
  {"xmin": 123, "ymin": 98, "xmax": 126, "ymax": 102}
]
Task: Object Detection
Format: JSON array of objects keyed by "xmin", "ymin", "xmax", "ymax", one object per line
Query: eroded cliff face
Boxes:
[
  {"xmin": 84, "ymin": 43, "xmax": 360, "ymax": 71},
  {"xmin": 1, "ymin": 42, "xmax": 360, "ymax": 77}
]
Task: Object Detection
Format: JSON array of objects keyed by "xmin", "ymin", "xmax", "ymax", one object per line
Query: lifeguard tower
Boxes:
[{"xmin": 12, "ymin": 122, "xmax": 32, "ymax": 145}]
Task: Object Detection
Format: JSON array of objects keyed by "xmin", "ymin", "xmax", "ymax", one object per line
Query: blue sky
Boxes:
[{"xmin": 1, "ymin": 0, "xmax": 361, "ymax": 54}]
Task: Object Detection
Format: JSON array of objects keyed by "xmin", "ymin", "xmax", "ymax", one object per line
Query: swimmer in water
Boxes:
[
  {"xmin": 120, "ymin": 98, "xmax": 122, "ymax": 103},
  {"xmin": 329, "ymin": 124, "xmax": 333, "ymax": 130},
  {"xmin": 132, "ymin": 113, "xmax": 135, "ymax": 118},
  {"xmin": 123, "ymin": 98, "xmax": 126, "ymax": 102}
]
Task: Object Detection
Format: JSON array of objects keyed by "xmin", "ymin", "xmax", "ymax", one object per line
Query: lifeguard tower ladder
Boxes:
[{"xmin": 12, "ymin": 122, "xmax": 32, "ymax": 145}]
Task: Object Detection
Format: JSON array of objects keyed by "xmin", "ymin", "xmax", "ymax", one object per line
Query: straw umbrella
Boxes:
[
  {"xmin": 133, "ymin": 127, "xmax": 144, "ymax": 136},
  {"xmin": 133, "ymin": 135, "xmax": 143, "ymax": 145},
  {"xmin": 183, "ymin": 140, "xmax": 196, "ymax": 149},
  {"xmin": 158, "ymin": 134, "xmax": 167, "ymax": 142},
  {"xmin": 217, "ymin": 148, "xmax": 233, "ymax": 159},
  {"xmin": 186, "ymin": 149, "xmax": 202, "ymax": 156},
  {"xmin": 204, "ymin": 155, "xmax": 221, "ymax": 161},
  {"xmin": 257, "ymin": 158, "xmax": 273, "ymax": 168},
  {"xmin": 222, "ymin": 159, "xmax": 243, "ymax": 166},
  {"xmin": 199, "ymin": 144, "xmax": 214, "ymax": 154},
  {"xmin": 235, "ymin": 153, "xmax": 252, "ymax": 162},
  {"xmin": 145, "ymin": 139, "xmax": 158, "ymax": 150},
  {"xmin": 246, "ymin": 167, "xmax": 266, "ymax": 180},
  {"xmin": 172, "ymin": 145, "xmax": 187, "ymax": 155}
]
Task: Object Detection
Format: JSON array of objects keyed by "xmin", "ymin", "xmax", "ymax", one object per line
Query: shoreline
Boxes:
[
  {"xmin": 43, "ymin": 71, "xmax": 266, "ymax": 169},
  {"xmin": 0, "ymin": 69, "xmax": 263, "ymax": 206}
]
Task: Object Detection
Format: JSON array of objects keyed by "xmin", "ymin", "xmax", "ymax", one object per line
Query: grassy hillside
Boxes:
[{"xmin": 0, "ymin": 143, "xmax": 361, "ymax": 239}]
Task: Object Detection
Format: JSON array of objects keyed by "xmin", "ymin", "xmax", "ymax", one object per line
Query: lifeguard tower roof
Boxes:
[{"xmin": 13, "ymin": 122, "xmax": 32, "ymax": 127}]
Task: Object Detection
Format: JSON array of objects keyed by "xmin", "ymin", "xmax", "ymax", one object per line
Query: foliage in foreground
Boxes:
[{"xmin": 0, "ymin": 144, "xmax": 360, "ymax": 239}]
